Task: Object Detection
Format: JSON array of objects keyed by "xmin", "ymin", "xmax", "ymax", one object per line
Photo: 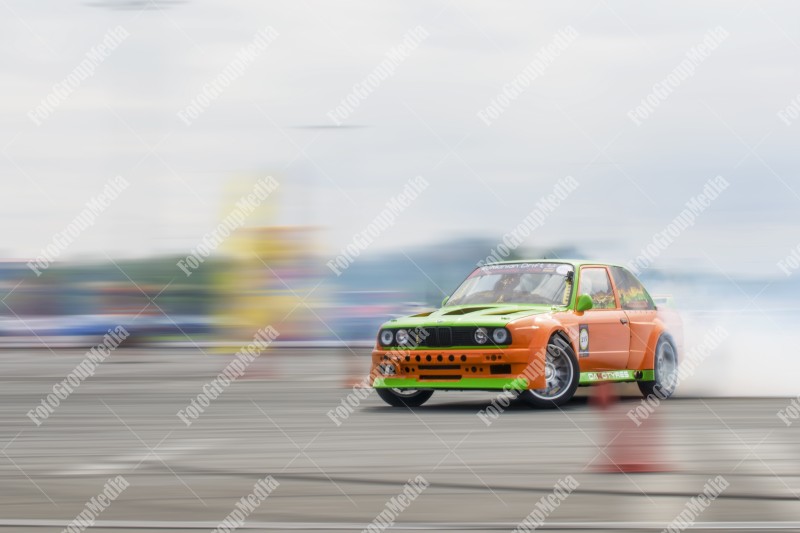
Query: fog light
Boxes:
[{"xmin": 378, "ymin": 363, "xmax": 396, "ymax": 376}]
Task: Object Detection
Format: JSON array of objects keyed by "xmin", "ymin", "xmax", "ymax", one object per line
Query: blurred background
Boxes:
[
  {"xmin": 2, "ymin": 1, "xmax": 799, "ymax": 395},
  {"xmin": 3, "ymin": 2, "xmax": 800, "ymax": 530}
]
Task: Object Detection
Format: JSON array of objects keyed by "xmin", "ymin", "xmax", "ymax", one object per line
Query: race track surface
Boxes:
[{"xmin": 1, "ymin": 348, "xmax": 798, "ymax": 532}]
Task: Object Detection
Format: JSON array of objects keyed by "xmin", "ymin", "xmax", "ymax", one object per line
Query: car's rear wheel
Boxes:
[
  {"xmin": 376, "ymin": 388, "xmax": 434, "ymax": 407},
  {"xmin": 638, "ymin": 334, "xmax": 678, "ymax": 399},
  {"xmin": 520, "ymin": 335, "xmax": 579, "ymax": 408}
]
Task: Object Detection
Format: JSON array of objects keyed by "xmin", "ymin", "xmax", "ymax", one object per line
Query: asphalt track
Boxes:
[{"xmin": 1, "ymin": 348, "xmax": 799, "ymax": 532}]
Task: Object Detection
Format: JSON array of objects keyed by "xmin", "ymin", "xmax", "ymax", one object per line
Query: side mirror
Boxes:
[
  {"xmin": 576, "ymin": 294, "xmax": 593, "ymax": 313},
  {"xmin": 441, "ymin": 296, "xmax": 449, "ymax": 307}
]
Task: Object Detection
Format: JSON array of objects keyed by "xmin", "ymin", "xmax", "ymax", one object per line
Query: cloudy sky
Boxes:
[{"xmin": 2, "ymin": 1, "xmax": 799, "ymax": 278}]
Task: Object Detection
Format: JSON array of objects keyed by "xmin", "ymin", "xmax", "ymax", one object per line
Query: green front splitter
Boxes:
[
  {"xmin": 373, "ymin": 377, "xmax": 530, "ymax": 390},
  {"xmin": 374, "ymin": 370, "xmax": 655, "ymax": 390}
]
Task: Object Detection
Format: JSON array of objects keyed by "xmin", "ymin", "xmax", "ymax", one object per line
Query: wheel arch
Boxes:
[
  {"xmin": 642, "ymin": 319, "xmax": 678, "ymax": 369},
  {"xmin": 522, "ymin": 323, "xmax": 573, "ymax": 390},
  {"xmin": 518, "ymin": 326, "xmax": 581, "ymax": 408},
  {"xmin": 550, "ymin": 328, "xmax": 575, "ymax": 353}
]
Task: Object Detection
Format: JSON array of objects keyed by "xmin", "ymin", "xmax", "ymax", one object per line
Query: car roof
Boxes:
[{"xmin": 483, "ymin": 259, "xmax": 627, "ymax": 269}]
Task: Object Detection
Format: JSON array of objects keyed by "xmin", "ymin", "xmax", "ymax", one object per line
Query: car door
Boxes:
[
  {"xmin": 575, "ymin": 266, "xmax": 630, "ymax": 370},
  {"xmin": 609, "ymin": 266, "xmax": 658, "ymax": 370}
]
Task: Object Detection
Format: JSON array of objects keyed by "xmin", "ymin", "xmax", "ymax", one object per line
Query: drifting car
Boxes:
[{"xmin": 371, "ymin": 260, "xmax": 682, "ymax": 408}]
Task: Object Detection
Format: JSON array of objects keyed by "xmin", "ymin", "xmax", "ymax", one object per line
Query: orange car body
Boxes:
[{"xmin": 371, "ymin": 260, "xmax": 682, "ymax": 392}]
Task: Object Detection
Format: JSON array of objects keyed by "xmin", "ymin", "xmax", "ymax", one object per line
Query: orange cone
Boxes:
[
  {"xmin": 592, "ymin": 382, "xmax": 670, "ymax": 473},
  {"xmin": 342, "ymin": 346, "xmax": 370, "ymax": 388}
]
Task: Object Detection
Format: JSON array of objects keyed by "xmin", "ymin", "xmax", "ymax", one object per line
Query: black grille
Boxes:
[
  {"xmin": 418, "ymin": 327, "xmax": 506, "ymax": 347},
  {"xmin": 434, "ymin": 327, "xmax": 451, "ymax": 346},
  {"xmin": 490, "ymin": 364, "xmax": 512, "ymax": 375},
  {"xmin": 451, "ymin": 328, "xmax": 474, "ymax": 346}
]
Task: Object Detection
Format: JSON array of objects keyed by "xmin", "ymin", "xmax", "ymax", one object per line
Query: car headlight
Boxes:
[
  {"xmin": 474, "ymin": 327, "xmax": 488, "ymax": 344},
  {"xmin": 395, "ymin": 329, "xmax": 409, "ymax": 345},
  {"xmin": 492, "ymin": 328, "xmax": 509, "ymax": 344},
  {"xmin": 379, "ymin": 330, "xmax": 394, "ymax": 346}
]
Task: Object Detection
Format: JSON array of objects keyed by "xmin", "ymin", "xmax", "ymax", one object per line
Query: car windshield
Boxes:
[{"xmin": 447, "ymin": 263, "xmax": 574, "ymax": 306}]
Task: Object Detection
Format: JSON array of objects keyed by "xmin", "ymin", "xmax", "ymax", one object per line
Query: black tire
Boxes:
[
  {"xmin": 638, "ymin": 334, "xmax": 679, "ymax": 399},
  {"xmin": 376, "ymin": 388, "xmax": 434, "ymax": 407},
  {"xmin": 519, "ymin": 334, "xmax": 580, "ymax": 408}
]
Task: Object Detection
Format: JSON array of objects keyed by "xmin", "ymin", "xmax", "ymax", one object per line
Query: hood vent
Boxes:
[
  {"xmin": 442, "ymin": 307, "xmax": 493, "ymax": 315},
  {"xmin": 481, "ymin": 308, "xmax": 524, "ymax": 316}
]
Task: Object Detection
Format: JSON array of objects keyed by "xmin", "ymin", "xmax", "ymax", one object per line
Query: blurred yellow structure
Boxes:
[{"xmin": 215, "ymin": 176, "xmax": 321, "ymax": 347}]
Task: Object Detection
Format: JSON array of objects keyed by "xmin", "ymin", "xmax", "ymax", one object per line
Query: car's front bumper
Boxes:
[{"xmin": 370, "ymin": 346, "xmax": 546, "ymax": 390}]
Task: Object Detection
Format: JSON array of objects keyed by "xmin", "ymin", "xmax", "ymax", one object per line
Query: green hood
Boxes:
[{"xmin": 381, "ymin": 304, "xmax": 556, "ymax": 329}]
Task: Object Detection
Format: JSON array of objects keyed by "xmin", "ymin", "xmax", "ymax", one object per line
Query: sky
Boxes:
[{"xmin": 2, "ymin": 0, "xmax": 800, "ymax": 278}]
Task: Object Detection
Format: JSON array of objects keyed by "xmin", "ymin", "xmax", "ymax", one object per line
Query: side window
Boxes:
[
  {"xmin": 610, "ymin": 266, "xmax": 656, "ymax": 310},
  {"xmin": 578, "ymin": 267, "xmax": 616, "ymax": 309}
]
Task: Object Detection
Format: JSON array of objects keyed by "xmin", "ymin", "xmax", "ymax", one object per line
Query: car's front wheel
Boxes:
[
  {"xmin": 519, "ymin": 334, "xmax": 580, "ymax": 408},
  {"xmin": 376, "ymin": 388, "xmax": 434, "ymax": 407},
  {"xmin": 638, "ymin": 334, "xmax": 679, "ymax": 399}
]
